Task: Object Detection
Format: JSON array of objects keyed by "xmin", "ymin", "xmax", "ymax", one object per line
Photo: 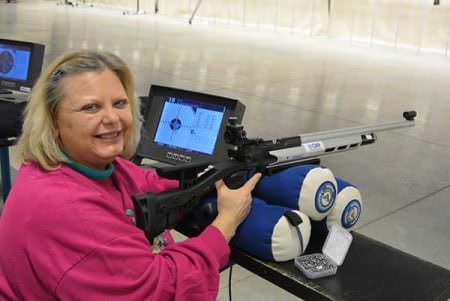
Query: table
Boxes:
[{"xmin": 230, "ymin": 229, "xmax": 450, "ymax": 301}]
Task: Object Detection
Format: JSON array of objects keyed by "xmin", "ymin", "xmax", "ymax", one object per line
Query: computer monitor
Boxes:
[
  {"xmin": 0, "ymin": 39, "xmax": 45, "ymax": 93},
  {"xmin": 136, "ymin": 85, "xmax": 245, "ymax": 165}
]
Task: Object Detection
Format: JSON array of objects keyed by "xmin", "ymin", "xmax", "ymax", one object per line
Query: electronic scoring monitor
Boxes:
[
  {"xmin": 136, "ymin": 85, "xmax": 245, "ymax": 165},
  {"xmin": 0, "ymin": 39, "xmax": 45, "ymax": 93}
]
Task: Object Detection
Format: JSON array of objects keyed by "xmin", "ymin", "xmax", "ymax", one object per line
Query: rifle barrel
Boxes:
[
  {"xmin": 269, "ymin": 117, "xmax": 415, "ymax": 166},
  {"xmin": 301, "ymin": 119, "xmax": 414, "ymax": 143}
]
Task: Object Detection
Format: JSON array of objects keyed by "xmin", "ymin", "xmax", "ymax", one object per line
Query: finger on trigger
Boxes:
[
  {"xmin": 215, "ymin": 179, "xmax": 225, "ymax": 190},
  {"xmin": 244, "ymin": 173, "xmax": 262, "ymax": 191}
]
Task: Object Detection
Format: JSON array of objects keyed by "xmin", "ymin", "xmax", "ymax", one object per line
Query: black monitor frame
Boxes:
[
  {"xmin": 0, "ymin": 38, "xmax": 45, "ymax": 93},
  {"xmin": 136, "ymin": 85, "xmax": 245, "ymax": 165}
]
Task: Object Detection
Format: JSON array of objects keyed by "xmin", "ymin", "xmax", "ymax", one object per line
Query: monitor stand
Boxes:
[{"xmin": 0, "ymin": 90, "xmax": 28, "ymax": 103}]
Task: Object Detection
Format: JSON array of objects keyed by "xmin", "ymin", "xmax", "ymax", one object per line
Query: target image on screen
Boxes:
[
  {"xmin": 154, "ymin": 97, "xmax": 226, "ymax": 155},
  {"xmin": 0, "ymin": 43, "xmax": 32, "ymax": 81}
]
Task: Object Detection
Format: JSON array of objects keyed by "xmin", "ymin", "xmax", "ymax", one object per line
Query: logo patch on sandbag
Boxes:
[
  {"xmin": 315, "ymin": 181, "xmax": 336, "ymax": 213},
  {"xmin": 341, "ymin": 199, "xmax": 361, "ymax": 228}
]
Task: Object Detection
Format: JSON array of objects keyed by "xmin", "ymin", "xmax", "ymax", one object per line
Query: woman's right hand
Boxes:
[{"xmin": 211, "ymin": 173, "xmax": 261, "ymax": 241}]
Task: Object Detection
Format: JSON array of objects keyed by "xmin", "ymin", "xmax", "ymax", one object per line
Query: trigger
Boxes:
[{"xmin": 224, "ymin": 170, "xmax": 248, "ymax": 189}]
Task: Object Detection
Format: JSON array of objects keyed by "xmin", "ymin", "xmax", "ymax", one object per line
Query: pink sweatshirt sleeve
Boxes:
[
  {"xmin": 142, "ymin": 167, "xmax": 179, "ymax": 193},
  {"xmin": 114, "ymin": 157, "xmax": 179, "ymax": 194},
  {"xmin": 55, "ymin": 226, "xmax": 229, "ymax": 301}
]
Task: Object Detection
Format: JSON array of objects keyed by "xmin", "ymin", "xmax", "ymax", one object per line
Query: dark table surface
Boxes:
[
  {"xmin": 230, "ymin": 229, "xmax": 450, "ymax": 301},
  {"xmin": 178, "ymin": 217, "xmax": 450, "ymax": 301}
]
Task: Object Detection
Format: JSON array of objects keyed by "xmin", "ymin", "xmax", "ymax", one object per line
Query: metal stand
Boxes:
[
  {"xmin": 123, "ymin": 0, "xmax": 144, "ymax": 15},
  {"xmin": 189, "ymin": 0, "xmax": 203, "ymax": 24}
]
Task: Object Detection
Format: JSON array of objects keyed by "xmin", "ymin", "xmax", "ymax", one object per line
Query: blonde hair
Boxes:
[{"xmin": 16, "ymin": 50, "xmax": 142, "ymax": 170}]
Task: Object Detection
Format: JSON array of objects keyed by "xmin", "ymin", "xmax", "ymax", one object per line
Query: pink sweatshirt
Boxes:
[{"xmin": 0, "ymin": 157, "xmax": 230, "ymax": 300}]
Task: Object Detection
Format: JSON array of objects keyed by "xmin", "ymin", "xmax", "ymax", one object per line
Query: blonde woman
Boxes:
[{"xmin": 0, "ymin": 51, "xmax": 260, "ymax": 300}]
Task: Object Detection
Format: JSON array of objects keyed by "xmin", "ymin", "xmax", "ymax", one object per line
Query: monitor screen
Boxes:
[
  {"xmin": 154, "ymin": 97, "xmax": 226, "ymax": 155},
  {"xmin": 0, "ymin": 39, "xmax": 45, "ymax": 93},
  {"xmin": 0, "ymin": 43, "xmax": 32, "ymax": 82},
  {"xmin": 136, "ymin": 85, "xmax": 245, "ymax": 165}
]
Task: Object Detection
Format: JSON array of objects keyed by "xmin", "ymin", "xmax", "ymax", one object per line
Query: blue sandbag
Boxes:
[
  {"xmin": 326, "ymin": 177, "xmax": 363, "ymax": 231},
  {"xmin": 201, "ymin": 196, "xmax": 311, "ymax": 262},
  {"xmin": 254, "ymin": 165, "xmax": 337, "ymax": 221}
]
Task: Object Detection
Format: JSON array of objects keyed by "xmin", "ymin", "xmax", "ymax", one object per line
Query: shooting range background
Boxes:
[
  {"xmin": 1, "ymin": 0, "xmax": 450, "ymax": 300},
  {"xmin": 81, "ymin": 0, "xmax": 450, "ymax": 54}
]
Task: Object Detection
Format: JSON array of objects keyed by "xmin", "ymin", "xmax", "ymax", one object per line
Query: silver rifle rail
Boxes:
[{"xmin": 269, "ymin": 117, "xmax": 415, "ymax": 167}]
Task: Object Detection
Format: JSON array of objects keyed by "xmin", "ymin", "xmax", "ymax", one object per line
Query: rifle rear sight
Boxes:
[
  {"xmin": 224, "ymin": 117, "xmax": 247, "ymax": 146},
  {"xmin": 224, "ymin": 116, "xmax": 302, "ymax": 165}
]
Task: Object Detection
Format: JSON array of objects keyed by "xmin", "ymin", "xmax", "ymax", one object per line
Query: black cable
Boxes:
[{"xmin": 228, "ymin": 264, "xmax": 233, "ymax": 301}]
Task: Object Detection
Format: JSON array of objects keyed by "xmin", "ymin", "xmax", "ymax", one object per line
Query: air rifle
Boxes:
[{"xmin": 132, "ymin": 111, "xmax": 417, "ymax": 242}]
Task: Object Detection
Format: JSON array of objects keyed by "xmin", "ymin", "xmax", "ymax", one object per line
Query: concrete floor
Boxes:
[{"xmin": 1, "ymin": 1, "xmax": 450, "ymax": 300}]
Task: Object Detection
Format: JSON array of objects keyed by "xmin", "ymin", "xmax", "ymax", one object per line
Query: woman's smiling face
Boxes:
[{"xmin": 55, "ymin": 69, "xmax": 132, "ymax": 169}]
